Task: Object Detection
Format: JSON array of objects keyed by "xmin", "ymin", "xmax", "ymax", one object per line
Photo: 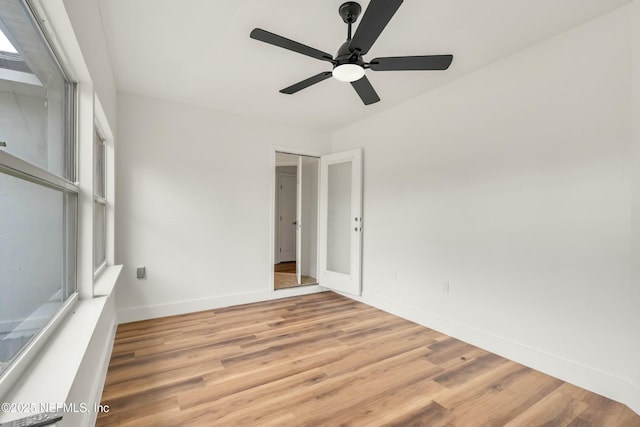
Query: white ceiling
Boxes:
[{"xmin": 97, "ymin": 0, "xmax": 630, "ymax": 130}]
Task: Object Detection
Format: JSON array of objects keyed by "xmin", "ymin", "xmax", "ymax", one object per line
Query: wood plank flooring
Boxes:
[
  {"xmin": 274, "ymin": 262, "xmax": 317, "ymax": 289},
  {"xmin": 97, "ymin": 292, "xmax": 640, "ymax": 427},
  {"xmin": 274, "ymin": 261, "xmax": 297, "ymax": 273},
  {"xmin": 274, "ymin": 273, "xmax": 317, "ymax": 289}
]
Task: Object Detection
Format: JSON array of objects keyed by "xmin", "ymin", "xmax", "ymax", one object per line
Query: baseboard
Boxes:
[
  {"xmin": 354, "ymin": 291, "xmax": 640, "ymax": 415},
  {"xmin": 118, "ymin": 285, "xmax": 326, "ymax": 324}
]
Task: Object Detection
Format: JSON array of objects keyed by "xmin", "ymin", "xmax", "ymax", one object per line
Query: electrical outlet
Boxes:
[{"xmin": 136, "ymin": 267, "xmax": 146, "ymax": 279}]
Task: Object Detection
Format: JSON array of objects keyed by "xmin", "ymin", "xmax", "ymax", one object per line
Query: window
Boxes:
[
  {"xmin": 0, "ymin": 0, "xmax": 76, "ymax": 395},
  {"xmin": 94, "ymin": 127, "xmax": 107, "ymax": 272},
  {"xmin": 0, "ymin": 28, "xmax": 17, "ymax": 53}
]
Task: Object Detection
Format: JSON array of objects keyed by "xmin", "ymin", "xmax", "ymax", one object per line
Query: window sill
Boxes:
[
  {"xmin": 94, "ymin": 265, "xmax": 122, "ymax": 297},
  {"xmin": 0, "ymin": 265, "xmax": 122, "ymax": 425}
]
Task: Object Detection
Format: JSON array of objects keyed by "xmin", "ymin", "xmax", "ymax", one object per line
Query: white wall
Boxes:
[
  {"xmin": 62, "ymin": 0, "xmax": 117, "ymax": 127},
  {"xmin": 333, "ymin": 5, "xmax": 639, "ymax": 412},
  {"xmin": 630, "ymin": 0, "xmax": 640, "ymax": 397},
  {"xmin": 116, "ymin": 93, "xmax": 330, "ymax": 321}
]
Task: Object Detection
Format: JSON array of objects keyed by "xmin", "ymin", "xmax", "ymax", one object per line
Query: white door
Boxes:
[
  {"xmin": 296, "ymin": 157, "xmax": 303, "ymax": 284},
  {"xmin": 318, "ymin": 149, "xmax": 363, "ymax": 295},
  {"xmin": 278, "ymin": 173, "xmax": 297, "ymax": 262}
]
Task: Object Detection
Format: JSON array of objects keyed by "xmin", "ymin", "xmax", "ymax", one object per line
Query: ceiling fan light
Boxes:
[{"xmin": 332, "ymin": 63, "xmax": 365, "ymax": 82}]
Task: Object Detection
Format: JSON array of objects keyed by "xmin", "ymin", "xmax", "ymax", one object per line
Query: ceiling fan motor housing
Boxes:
[{"xmin": 335, "ymin": 40, "xmax": 364, "ymax": 67}]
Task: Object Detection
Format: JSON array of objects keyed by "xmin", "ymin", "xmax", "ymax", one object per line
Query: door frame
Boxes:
[{"xmin": 270, "ymin": 146, "xmax": 323, "ymax": 296}]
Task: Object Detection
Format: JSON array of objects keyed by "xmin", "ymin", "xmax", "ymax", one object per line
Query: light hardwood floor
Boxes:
[
  {"xmin": 274, "ymin": 262, "xmax": 317, "ymax": 289},
  {"xmin": 97, "ymin": 292, "xmax": 640, "ymax": 427},
  {"xmin": 273, "ymin": 261, "xmax": 297, "ymax": 273}
]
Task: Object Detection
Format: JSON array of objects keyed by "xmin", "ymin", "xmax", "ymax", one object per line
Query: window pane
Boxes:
[
  {"xmin": 94, "ymin": 128, "xmax": 105, "ymax": 198},
  {"xmin": 326, "ymin": 161, "xmax": 351, "ymax": 275},
  {"xmin": 94, "ymin": 202, "xmax": 106, "ymax": 269},
  {"xmin": 0, "ymin": 0, "xmax": 72, "ymax": 178},
  {"xmin": 0, "ymin": 173, "xmax": 72, "ymax": 375}
]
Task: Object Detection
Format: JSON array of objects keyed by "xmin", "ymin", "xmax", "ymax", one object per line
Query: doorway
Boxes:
[
  {"xmin": 277, "ymin": 171, "xmax": 296, "ymax": 263},
  {"xmin": 272, "ymin": 148, "xmax": 363, "ymax": 295},
  {"xmin": 274, "ymin": 152, "xmax": 319, "ymax": 290}
]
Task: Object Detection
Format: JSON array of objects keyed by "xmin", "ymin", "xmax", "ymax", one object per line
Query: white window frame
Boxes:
[
  {"xmin": 0, "ymin": 0, "xmax": 120, "ymax": 418},
  {"xmin": 93, "ymin": 125, "xmax": 107, "ymax": 275},
  {"xmin": 92, "ymin": 97, "xmax": 115, "ymax": 283},
  {"xmin": 0, "ymin": 0, "xmax": 78, "ymax": 399}
]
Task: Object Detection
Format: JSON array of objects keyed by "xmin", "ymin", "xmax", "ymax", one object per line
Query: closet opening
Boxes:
[{"xmin": 274, "ymin": 151, "xmax": 319, "ymax": 290}]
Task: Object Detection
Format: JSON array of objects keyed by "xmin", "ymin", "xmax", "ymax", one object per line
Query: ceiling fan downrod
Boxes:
[{"xmin": 339, "ymin": 2, "xmax": 362, "ymax": 41}]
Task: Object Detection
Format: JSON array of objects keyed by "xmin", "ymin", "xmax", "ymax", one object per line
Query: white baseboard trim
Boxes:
[
  {"xmin": 118, "ymin": 285, "xmax": 326, "ymax": 324},
  {"xmin": 353, "ymin": 291, "xmax": 640, "ymax": 415}
]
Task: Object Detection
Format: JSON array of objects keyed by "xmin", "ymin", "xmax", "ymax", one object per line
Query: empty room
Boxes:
[{"xmin": 1, "ymin": 0, "xmax": 640, "ymax": 426}]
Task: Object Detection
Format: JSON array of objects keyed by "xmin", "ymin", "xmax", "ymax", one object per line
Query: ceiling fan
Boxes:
[{"xmin": 250, "ymin": 0, "xmax": 453, "ymax": 105}]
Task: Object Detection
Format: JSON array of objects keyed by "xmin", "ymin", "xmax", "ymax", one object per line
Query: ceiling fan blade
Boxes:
[
  {"xmin": 348, "ymin": 0, "xmax": 403, "ymax": 56},
  {"xmin": 351, "ymin": 75, "xmax": 380, "ymax": 105},
  {"xmin": 369, "ymin": 55, "xmax": 453, "ymax": 71},
  {"xmin": 250, "ymin": 28, "xmax": 334, "ymax": 63},
  {"xmin": 280, "ymin": 72, "xmax": 333, "ymax": 94}
]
